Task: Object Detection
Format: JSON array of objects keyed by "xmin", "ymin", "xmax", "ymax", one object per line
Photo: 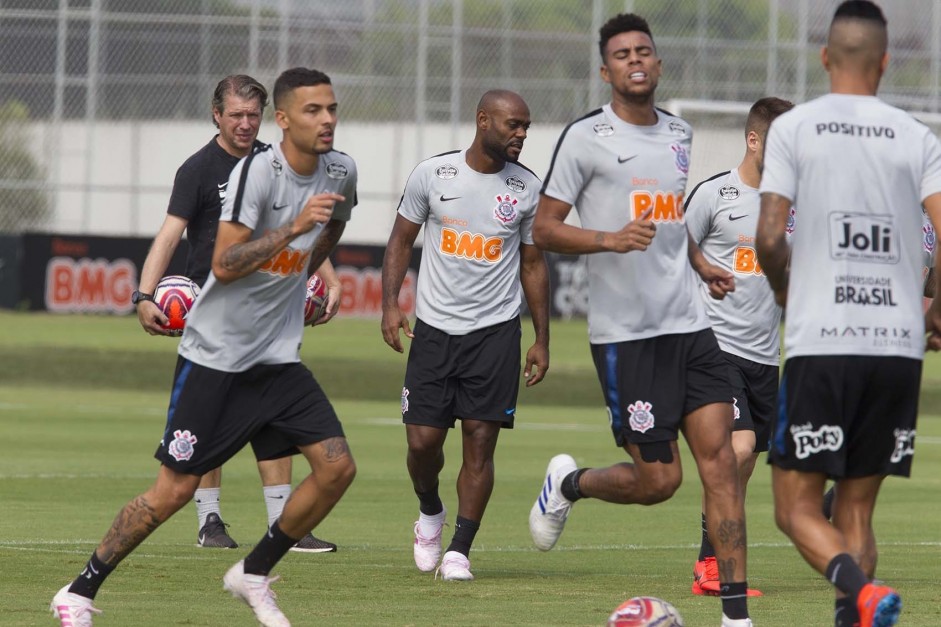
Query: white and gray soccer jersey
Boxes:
[
  {"xmin": 761, "ymin": 93, "xmax": 941, "ymax": 360},
  {"xmin": 397, "ymin": 149, "xmax": 540, "ymax": 335},
  {"xmin": 542, "ymin": 103, "xmax": 708, "ymax": 344},
  {"xmin": 686, "ymin": 168, "xmax": 781, "ymax": 365},
  {"xmin": 179, "ymin": 143, "xmax": 358, "ymax": 371}
]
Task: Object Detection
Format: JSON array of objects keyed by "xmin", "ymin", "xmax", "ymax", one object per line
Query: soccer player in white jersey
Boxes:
[
  {"xmin": 134, "ymin": 73, "xmax": 338, "ymax": 554},
  {"xmin": 51, "ymin": 68, "xmax": 358, "ymax": 627},
  {"xmin": 757, "ymin": 3, "xmax": 941, "ymax": 626},
  {"xmin": 684, "ymin": 96, "xmax": 794, "ymax": 598},
  {"xmin": 527, "ymin": 13, "xmax": 753, "ymax": 627},
  {"xmin": 381, "ymin": 90, "xmax": 550, "ymax": 581}
]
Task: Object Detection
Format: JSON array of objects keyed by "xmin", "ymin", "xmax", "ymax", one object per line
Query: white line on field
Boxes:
[{"xmin": 2, "ymin": 540, "xmax": 939, "ymax": 554}]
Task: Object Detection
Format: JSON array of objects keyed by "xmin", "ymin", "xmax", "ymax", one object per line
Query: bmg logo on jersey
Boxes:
[
  {"xmin": 440, "ymin": 228, "xmax": 503, "ymax": 263},
  {"xmin": 630, "ymin": 190, "xmax": 685, "ymax": 223},
  {"xmin": 829, "ymin": 213, "xmax": 899, "ymax": 264},
  {"xmin": 733, "ymin": 246, "xmax": 763, "ymax": 275}
]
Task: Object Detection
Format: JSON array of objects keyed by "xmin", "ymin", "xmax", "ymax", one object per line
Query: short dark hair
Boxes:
[
  {"xmin": 211, "ymin": 75, "xmax": 268, "ymax": 127},
  {"xmin": 746, "ymin": 96, "xmax": 795, "ymax": 137},
  {"xmin": 833, "ymin": 0, "xmax": 887, "ymax": 26},
  {"xmin": 273, "ymin": 67, "xmax": 332, "ymax": 108},
  {"xmin": 598, "ymin": 13, "xmax": 654, "ymax": 61}
]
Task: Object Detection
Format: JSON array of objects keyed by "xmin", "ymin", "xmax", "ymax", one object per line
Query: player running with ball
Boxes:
[{"xmin": 51, "ymin": 67, "xmax": 358, "ymax": 627}]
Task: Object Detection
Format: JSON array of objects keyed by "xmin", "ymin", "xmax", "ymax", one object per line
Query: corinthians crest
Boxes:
[
  {"xmin": 493, "ymin": 194, "xmax": 518, "ymax": 224},
  {"xmin": 168, "ymin": 429, "xmax": 198, "ymax": 462},
  {"xmin": 627, "ymin": 400, "xmax": 655, "ymax": 433}
]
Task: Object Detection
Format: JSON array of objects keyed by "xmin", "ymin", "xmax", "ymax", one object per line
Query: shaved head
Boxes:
[
  {"xmin": 471, "ymin": 89, "xmax": 530, "ymax": 168},
  {"xmin": 477, "ymin": 89, "xmax": 527, "ymax": 116},
  {"xmin": 827, "ymin": 1, "xmax": 887, "ymax": 72}
]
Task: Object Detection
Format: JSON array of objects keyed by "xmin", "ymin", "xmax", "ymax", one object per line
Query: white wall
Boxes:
[{"xmin": 34, "ymin": 119, "xmax": 744, "ymax": 243}]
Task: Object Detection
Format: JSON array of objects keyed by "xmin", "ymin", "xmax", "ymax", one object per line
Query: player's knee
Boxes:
[
  {"xmin": 640, "ymin": 476, "xmax": 680, "ymax": 504},
  {"xmin": 323, "ymin": 455, "xmax": 357, "ymax": 495},
  {"xmin": 773, "ymin": 504, "xmax": 794, "ymax": 536},
  {"xmin": 161, "ymin": 480, "xmax": 198, "ymax": 512},
  {"xmin": 635, "ymin": 470, "xmax": 681, "ymax": 505}
]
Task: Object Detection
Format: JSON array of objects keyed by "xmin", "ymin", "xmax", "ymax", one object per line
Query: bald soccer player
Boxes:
[{"xmin": 381, "ymin": 89, "xmax": 550, "ymax": 582}]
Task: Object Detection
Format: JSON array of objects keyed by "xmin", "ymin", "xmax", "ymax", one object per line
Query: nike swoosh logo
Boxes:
[
  {"xmin": 270, "ymin": 495, "xmax": 285, "ymax": 499},
  {"xmin": 217, "ymin": 183, "xmax": 227, "ymax": 189},
  {"xmin": 273, "ymin": 204, "xmax": 289, "ymax": 211},
  {"xmin": 729, "ymin": 214, "xmax": 748, "ymax": 221},
  {"xmin": 439, "ymin": 195, "xmax": 460, "ymax": 202},
  {"xmin": 198, "ymin": 533, "xmax": 206, "ymax": 545},
  {"xmin": 617, "ymin": 155, "xmax": 637, "ymax": 164}
]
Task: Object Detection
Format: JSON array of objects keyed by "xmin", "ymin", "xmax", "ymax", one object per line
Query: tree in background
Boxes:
[{"xmin": 0, "ymin": 101, "xmax": 50, "ymax": 233}]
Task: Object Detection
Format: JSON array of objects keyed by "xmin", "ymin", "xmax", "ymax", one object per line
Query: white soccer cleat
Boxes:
[
  {"xmin": 50, "ymin": 585, "xmax": 101, "ymax": 627},
  {"xmin": 413, "ymin": 516, "xmax": 445, "ymax": 572},
  {"xmin": 223, "ymin": 560, "xmax": 291, "ymax": 627},
  {"xmin": 529, "ymin": 453, "xmax": 577, "ymax": 551},
  {"xmin": 721, "ymin": 615, "xmax": 754, "ymax": 627},
  {"xmin": 436, "ymin": 551, "xmax": 474, "ymax": 581}
]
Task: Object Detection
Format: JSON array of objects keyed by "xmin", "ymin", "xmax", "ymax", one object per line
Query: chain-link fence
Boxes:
[{"xmin": 2, "ymin": 0, "xmax": 941, "ymax": 236}]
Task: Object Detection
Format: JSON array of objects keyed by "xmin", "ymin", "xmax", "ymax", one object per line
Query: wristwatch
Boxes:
[{"xmin": 131, "ymin": 290, "xmax": 155, "ymax": 306}]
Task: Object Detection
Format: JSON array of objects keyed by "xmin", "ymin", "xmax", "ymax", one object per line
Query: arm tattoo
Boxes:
[
  {"xmin": 220, "ymin": 223, "xmax": 294, "ymax": 275},
  {"xmin": 308, "ymin": 221, "xmax": 345, "ymax": 273},
  {"xmin": 321, "ymin": 437, "xmax": 351, "ymax": 462},
  {"xmin": 97, "ymin": 495, "xmax": 164, "ymax": 566},
  {"xmin": 594, "ymin": 231, "xmax": 605, "ymax": 247}
]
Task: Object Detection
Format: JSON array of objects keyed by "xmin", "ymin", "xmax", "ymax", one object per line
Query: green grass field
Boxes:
[{"xmin": 1, "ymin": 312, "xmax": 939, "ymax": 626}]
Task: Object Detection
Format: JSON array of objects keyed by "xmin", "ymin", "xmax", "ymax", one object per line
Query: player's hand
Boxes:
[
  {"xmin": 137, "ymin": 300, "xmax": 173, "ymax": 336},
  {"xmin": 381, "ymin": 306, "xmax": 414, "ymax": 353},
  {"xmin": 293, "ymin": 193, "xmax": 345, "ymax": 235},
  {"xmin": 311, "ymin": 281, "xmax": 341, "ymax": 326},
  {"xmin": 697, "ymin": 262, "xmax": 735, "ymax": 300},
  {"xmin": 607, "ymin": 208, "xmax": 656, "ymax": 253},
  {"xmin": 524, "ymin": 343, "xmax": 549, "ymax": 387}
]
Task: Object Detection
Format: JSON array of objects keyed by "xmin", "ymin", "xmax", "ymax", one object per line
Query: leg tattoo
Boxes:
[{"xmin": 97, "ymin": 496, "xmax": 164, "ymax": 566}]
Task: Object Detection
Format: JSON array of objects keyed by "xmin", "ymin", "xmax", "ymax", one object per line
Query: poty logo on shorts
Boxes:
[
  {"xmin": 890, "ymin": 428, "xmax": 916, "ymax": 463},
  {"xmin": 790, "ymin": 423, "xmax": 843, "ymax": 459},
  {"xmin": 401, "ymin": 387, "xmax": 410, "ymax": 414},
  {"xmin": 627, "ymin": 400, "xmax": 655, "ymax": 433},
  {"xmin": 168, "ymin": 429, "xmax": 198, "ymax": 462},
  {"xmin": 732, "ymin": 397, "xmax": 740, "ymax": 420}
]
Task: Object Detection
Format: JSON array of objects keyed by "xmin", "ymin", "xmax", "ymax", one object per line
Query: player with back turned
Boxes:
[
  {"xmin": 50, "ymin": 67, "xmax": 359, "ymax": 627},
  {"xmin": 526, "ymin": 12, "xmax": 753, "ymax": 627},
  {"xmin": 757, "ymin": 2, "xmax": 941, "ymax": 626}
]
